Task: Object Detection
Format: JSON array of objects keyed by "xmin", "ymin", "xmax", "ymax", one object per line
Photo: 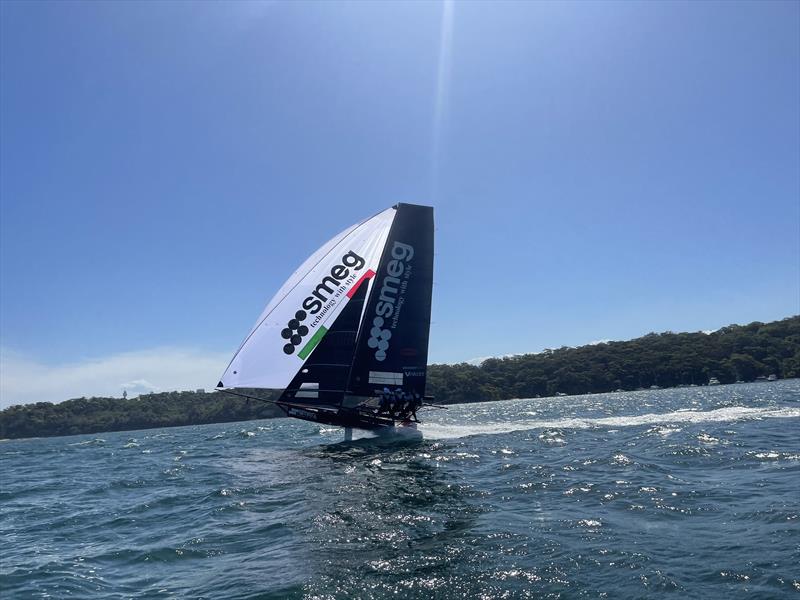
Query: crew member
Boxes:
[
  {"xmin": 391, "ymin": 387, "xmax": 404, "ymax": 418},
  {"xmin": 408, "ymin": 392, "xmax": 422, "ymax": 422},
  {"xmin": 379, "ymin": 387, "xmax": 392, "ymax": 415},
  {"xmin": 401, "ymin": 391, "xmax": 415, "ymax": 420}
]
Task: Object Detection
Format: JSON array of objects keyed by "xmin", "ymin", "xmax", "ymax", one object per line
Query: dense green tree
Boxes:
[
  {"xmin": 426, "ymin": 316, "xmax": 798, "ymax": 403},
  {"xmin": 0, "ymin": 389, "xmax": 282, "ymax": 439}
]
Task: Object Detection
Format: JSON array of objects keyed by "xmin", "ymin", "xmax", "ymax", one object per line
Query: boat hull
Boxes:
[{"xmin": 282, "ymin": 403, "xmax": 397, "ymax": 431}]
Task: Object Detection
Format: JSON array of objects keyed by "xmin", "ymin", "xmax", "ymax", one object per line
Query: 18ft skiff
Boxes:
[{"xmin": 217, "ymin": 203, "xmax": 434, "ymax": 434}]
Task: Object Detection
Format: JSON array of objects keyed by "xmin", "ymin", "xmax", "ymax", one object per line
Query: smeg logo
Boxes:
[
  {"xmin": 367, "ymin": 241, "xmax": 414, "ymax": 362},
  {"xmin": 281, "ymin": 310, "xmax": 309, "ymax": 355},
  {"xmin": 367, "ymin": 316, "xmax": 392, "ymax": 361},
  {"xmin": 279, "ymin": 249, "xmax": 366, "ymax": 355}
]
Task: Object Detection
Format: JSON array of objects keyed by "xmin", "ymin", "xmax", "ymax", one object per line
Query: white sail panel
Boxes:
[{"xmin": 219, "ymin": 207, "xmax": 396, "ymax": 389}]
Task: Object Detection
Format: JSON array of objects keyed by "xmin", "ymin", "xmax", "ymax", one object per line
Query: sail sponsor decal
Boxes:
[
  {"xmin": 346, "ymin": 269, "xmax": 375, "ymax": 298},
  {"xmin": 297, "ymin": 325, "xmax": 328, "ymax": 360},
  {"xmin": 368, "ymin": 371, "xmax": 404, "ymax": 385},
  {"xmin": 295, "ymin": 382, "xmax": 319, "ymax": 399},
  {"xmin": 403, "ymin": 367, "xmax": 426, "ymax": 380},
  {"xmin": 281, "ymin": 251, "xmax": 368, "ymax": 357},
  {"xmin": 287, "ymin": 406, "xmax": 318, "ymax": 421},
  {"xmin": 367, "ymin": 241, "xmax": 415, "ymax": 362}
]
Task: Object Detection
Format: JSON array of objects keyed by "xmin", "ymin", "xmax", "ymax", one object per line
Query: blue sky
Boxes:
[{"xmin": 1, "ymin": 1, "xmax": 798, "ymax": 406}]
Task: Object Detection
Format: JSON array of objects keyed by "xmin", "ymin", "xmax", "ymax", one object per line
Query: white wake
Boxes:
[{"xmin": 419, "ymin": 405, "xmax": 800, "ymax": 440}]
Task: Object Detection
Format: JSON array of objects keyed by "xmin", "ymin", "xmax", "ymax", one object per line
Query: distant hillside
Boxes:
[
  {"xmin": 426, "ymin": 316, "xmax": 799, "ymax": 403},
  {"xmin": 0, "ymin": 389, "xmax": 283, "ymax": 440},
  {"xmin": 1, "ymin": 316, "xmax": 797, "ymax": 440}
]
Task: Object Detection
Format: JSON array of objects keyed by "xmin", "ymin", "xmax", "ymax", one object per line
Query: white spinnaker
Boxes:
[{"xmin": 219, "ymin": 207, "xmax": 396, "ymax": 389}]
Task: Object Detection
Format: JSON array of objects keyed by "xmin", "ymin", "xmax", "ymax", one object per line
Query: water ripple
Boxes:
[{"xmin": 0, "ymin": 381, "xmax": 798, "ymax": 598}]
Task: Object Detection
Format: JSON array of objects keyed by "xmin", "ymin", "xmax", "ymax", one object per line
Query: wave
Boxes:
[{"xmin": 420, "ymin": 405, "xmax": 800, "ymax": 440}]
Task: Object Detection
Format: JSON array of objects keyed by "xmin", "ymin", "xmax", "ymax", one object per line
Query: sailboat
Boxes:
[{"xmin": 217, "ymin": 203, "xmax": 434, "ymax": 439}]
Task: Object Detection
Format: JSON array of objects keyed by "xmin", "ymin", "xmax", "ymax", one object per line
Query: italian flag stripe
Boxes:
[
  {"xmin": 346, "ymin": 269, "xmax": 375, "ymax": 298},
  {"xmin": 298, "ymin": 326, "xmax": 328, "ymax": 360}
]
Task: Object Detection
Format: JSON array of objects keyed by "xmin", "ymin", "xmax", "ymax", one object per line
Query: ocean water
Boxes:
[{"xmin": 1, "ymin": 382, "xmax": 799, "ymax": 599}]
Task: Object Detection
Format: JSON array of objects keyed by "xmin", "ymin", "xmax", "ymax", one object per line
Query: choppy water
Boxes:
[{"xmin": 1, "ymin": 381, "xmax": 799, "ymax": 599}]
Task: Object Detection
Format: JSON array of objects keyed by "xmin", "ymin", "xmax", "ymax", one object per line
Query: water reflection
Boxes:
[{"xmin": 298, "ymin": 437, "xmax": 489, "ymax": 597}]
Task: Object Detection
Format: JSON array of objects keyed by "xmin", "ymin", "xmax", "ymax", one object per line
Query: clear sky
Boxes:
[{"xmin": 1, "ymin": 0, "xmax": 798, "ymax": 406}]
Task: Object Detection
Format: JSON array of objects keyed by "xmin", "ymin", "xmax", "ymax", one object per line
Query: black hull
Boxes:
[
  {"xmin": 215, "ymin": 389, "xmax": 430, "ymax": 432},
  {"xmin": 279, "ymin": 403, "xmax": 399, "ymax": 430}
]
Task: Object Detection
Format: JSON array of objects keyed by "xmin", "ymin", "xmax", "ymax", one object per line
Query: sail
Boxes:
[
  {"xmin": 277, "ymin": 281, "xmax": 370, "ymax": 406},
  {"xmin": 218, "ymin": 207, "xmax": 396, "ymax": 390},
  {"xmin": 347, "ymin": 203, "xmax": 434, "ymax": 398}
]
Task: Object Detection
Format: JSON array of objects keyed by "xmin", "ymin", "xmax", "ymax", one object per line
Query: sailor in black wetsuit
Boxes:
[
  {"xmin": 391, "ymin": 388, "xmax": 404, "ymax": 418},
  {"xmin": 379, "ymin": 387, "xmax": 392, "ymax": 415},
  {"xmin": 408, "ymin": 392, "xmax": 422, "ymax": 422},
  {"xmin": 398, "ymin": 391, "xmax": 413, "ymax": 421}
]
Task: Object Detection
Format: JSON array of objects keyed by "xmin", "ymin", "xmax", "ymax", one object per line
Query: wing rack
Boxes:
[{"xmin": 217, "ymin": 388, "xmax": 432, "ymax": 430}]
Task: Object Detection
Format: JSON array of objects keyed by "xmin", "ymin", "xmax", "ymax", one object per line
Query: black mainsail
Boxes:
[
  {"xmin": 348, "ymin": 203, "xmax": 434, "ymax": 400},
  {"xmin": 217, "ymin": 203, "xmax": 434, "ymax": 430}
]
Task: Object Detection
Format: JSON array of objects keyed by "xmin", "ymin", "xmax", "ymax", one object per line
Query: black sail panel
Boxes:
[
  {"xmin": 347, "ymin": 203, "xmax": 434, "ymax": 397},
  {"xmin": 279, "ymin": 282, "xmax": 369, "ymax": 406}
]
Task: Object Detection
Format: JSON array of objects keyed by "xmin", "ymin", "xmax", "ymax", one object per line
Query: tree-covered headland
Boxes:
[
  {"xmin": 1, "ymin": 316, "xmax": 797, "ymax": 440},
  {"xmin": 0, "ymin": 389, "xmax": 285, "ymax": 440},
  {"xmin": 426, "ymin": 316, "xmax": 799, "ymax": 403}
]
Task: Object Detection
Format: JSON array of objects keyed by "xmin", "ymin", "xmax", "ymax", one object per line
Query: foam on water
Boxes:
[{"xmin": 420, "ymin": 404, "xmax": 800, "ymax": 440}]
